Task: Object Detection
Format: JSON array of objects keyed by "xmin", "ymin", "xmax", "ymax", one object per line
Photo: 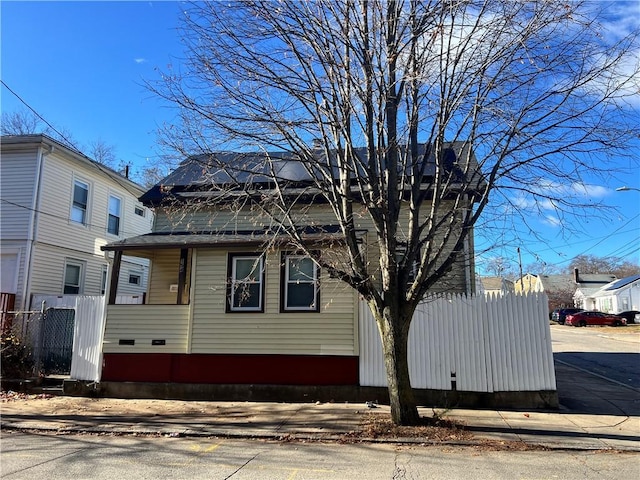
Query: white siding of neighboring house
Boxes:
[
  {"xmin": 35, "ymin": 149, "xmax": 152, "ymax": 257},
  {"xmin": 116, "ymin": 257, "xmax": 150, "ymax": 296},
  {"xmin": 0, "ymin": 150, "xmax": 38, "ymax": 240},
  {"xmin": 593, "ymin": 279, "xmax": 640, "ymax": 313},
  {"xmin": 0, "ymin": 149, "xmax": 39, "ymax": 309},
  {"xmin": 1, "ymin": 136, "xmax": 154, "ymax": 310}
]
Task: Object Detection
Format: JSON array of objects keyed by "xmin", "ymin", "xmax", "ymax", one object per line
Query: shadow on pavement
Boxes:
[{"xmin": 554, "ymin": 354, "xmax": 640, "ymax": 417}]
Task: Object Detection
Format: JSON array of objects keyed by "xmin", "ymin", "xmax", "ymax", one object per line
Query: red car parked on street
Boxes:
[{"xmin": 565, "ymin": 311, "xmax": 627, "ymax": 327}]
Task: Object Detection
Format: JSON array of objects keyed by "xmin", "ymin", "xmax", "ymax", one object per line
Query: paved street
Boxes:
[
  {"xmin": 1, "ymin": 430, "xmax": 638, "ymax": 480},
  {"xmin": 551, "ymin": 324, "xmax": 640, "ymax": 390},
  {"xmin": 1, "ymin": 324, "xmax": 638, "ymax": 479}
]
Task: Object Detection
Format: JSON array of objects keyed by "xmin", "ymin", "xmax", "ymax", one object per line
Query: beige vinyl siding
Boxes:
[
  {"xmin": 189, "ymin": 248, "xmax": 357, "ymax": 355},
  {"xmin": 103, "ymin": 304, "xmax": 189, "ymax": 353},
  {"xmin": 0, "ymin": 151, "xmax": 38, "ymax": 240},
  {"xmin": 146, "ymin": 250, "xmax": 185, "ymax": 304},
  {"xmin": 154, "ymin": 204, "xmax": 352, "ymax": 232},
  {"xmin": 155, "ymin": 202, "xmax": 471, "ymax": 294}
]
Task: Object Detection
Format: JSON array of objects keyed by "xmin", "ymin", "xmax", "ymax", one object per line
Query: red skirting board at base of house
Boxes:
[{"xmin": 101, "ymin": 353, "xmax": 359, "ymax": 385}]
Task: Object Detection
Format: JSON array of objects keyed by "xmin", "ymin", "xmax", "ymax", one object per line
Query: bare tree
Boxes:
[
  {"xmin": 148, "ymin": 0, "xmax": 639, "ymax": 425},
  {"xmin": 1, "ymin": 110, "xmax": 42, "ymax": 135},
  {"xmin": 568, "ymin": 254, "xmax": 640, "ymax": 277},
  {"xmin": 88, "ymin": 139, "xmax": 119, "ymax": 168},
  {"xmin": 1, "ymin": 109, "xmax": 81, "ymax": 149}
]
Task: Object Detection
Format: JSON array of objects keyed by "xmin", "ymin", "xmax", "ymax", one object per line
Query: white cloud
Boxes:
[
  {"xmin": 542, "ymin": 214, "xmax": 561, "ymax": 227},
  {"xmin": 134, "ymin": 58, "xmax": 148, "ymax": 64}
]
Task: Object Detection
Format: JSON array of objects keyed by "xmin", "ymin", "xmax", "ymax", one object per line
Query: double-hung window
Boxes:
[
  {"xmin": 228, "ymin": 254, "xmax": 265, "ymax": 312},
  {"xmin": 108, "ymin": 195, "xmax": 121, "ymax": 235},
  {"xmin": 281, "ymin": 254, "xmax": 319, "ymax": 312},
  {"xmin": 63, "ymin": 260, "xmax": 84, "ymax": 294},
  {"xmin": 395, "ymin": 244, "xmax": 419, "ymax": 284},
  {"xmin": 71, "ymin": 180, "xmax": 89, "ymax": 224}
]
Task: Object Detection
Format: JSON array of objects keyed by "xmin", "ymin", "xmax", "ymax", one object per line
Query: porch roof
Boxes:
[{"xmin": 101, "ymin": 226, "xmax": 350, "ymax": 252}]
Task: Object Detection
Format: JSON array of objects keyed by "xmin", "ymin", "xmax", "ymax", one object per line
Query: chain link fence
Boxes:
[{"xmin": 5, "ymin": 308, "xmax": 75, "ymax": 376}]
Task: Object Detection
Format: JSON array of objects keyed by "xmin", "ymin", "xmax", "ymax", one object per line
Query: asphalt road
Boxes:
[
  {"xmin": 1, "ymin": 431, "xmax": 638, "ymax": 480},
  {"xmin": 550, "ymin": 325, "xmax": 640, "ymax": 389}
]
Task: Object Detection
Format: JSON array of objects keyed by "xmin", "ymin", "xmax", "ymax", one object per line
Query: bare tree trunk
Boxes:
[{"xmin": 376, "ymin": 303, "xmax": 420, "ymax": 425}]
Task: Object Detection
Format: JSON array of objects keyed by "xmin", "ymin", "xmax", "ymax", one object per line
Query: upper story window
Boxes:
[
  {"xmin": 71, "ymin": 180, "xmax": 89, "ymax": 224},
  {"xmin": 134, "ymin": 206, "xmax": 145, "ymax": 217},
  {"xmin": 63, "ymin": 260, "xmax": 84, "ymax": 294},
  {"xmin": 395, "ymin": 244, "xmax": 420, "ymax": 284},
  {"xmin": 108, "ymin": 195, "xmax": 122, "ymax": 235},
  {"xmin": 281, "ymin": 254, "xmax": 319, "ymax": 312},
  {"xmin": 227, "ymin": 254, "xmax": 265, "ymax": 312},
  {"xmin": 128, "ymin": 272, "xmax": 141, "ymax": 285}
]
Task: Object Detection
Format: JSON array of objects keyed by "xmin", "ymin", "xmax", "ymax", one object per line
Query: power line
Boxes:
[
  {"xmin": 0, "ymin": 198, "xmax": 150, "ymax": 239},
  {"xmin": 1, "ymin": 80, "xmax": 147, "ymax": 197},
  {"xmin": 1, "ymin": 80, "xmax": 77, "ymax": 148}
]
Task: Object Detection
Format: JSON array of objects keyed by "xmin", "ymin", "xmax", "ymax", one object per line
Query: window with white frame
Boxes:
[
  {"xmin": 281, "ymin": 254, "xmax": 319, "ymax": 312},
  {"xmin": 227, "ymin": 254, "xmax": 264, "ymax": 312},
  {"xmin": 108, "ymin": 194, "xmax": 122, "ymax": 235},
  {"xmin": 63, "ymin": 260, "xmax": 84, "ymax": 294},
  {"xmin": 128, "ymin": 272, "xmax": 141, "ymax": 285},
  {"xmin": 71, "ymin": 179, "xmax": 89, "ymax": 224}
]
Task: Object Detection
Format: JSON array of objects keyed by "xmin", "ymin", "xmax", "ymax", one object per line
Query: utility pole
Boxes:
[{"xmin": 517, "ymin": 247, "xmax": 524, "ymax": 293}]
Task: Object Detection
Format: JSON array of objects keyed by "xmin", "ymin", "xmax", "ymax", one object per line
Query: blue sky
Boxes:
[{"xmin": 1, "ymin": 1, "xmax": 639, "ymax": 274}]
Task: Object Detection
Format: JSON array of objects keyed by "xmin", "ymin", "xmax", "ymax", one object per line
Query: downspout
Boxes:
[{"xmin": 22, "ymin": 144, "xmax": 48, "ymax": 310}]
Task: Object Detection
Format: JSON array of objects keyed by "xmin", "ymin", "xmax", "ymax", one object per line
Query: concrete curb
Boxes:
[{"xmin": 2, "ymin": 421, "xmax": 638, "ymax": 453}]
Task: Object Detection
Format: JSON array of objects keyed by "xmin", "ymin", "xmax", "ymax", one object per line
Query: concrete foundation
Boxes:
[{"xmin": 62, "ymin": 380, "xmax": 559, "ymax": 410}]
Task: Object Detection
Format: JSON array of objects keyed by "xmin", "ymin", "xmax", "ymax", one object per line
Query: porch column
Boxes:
[
  {"xmin": 108, "ymin": 251, "xmax": 122, "ymax": 305},
  {"xmin": 177, "ymin": 248, "xmax": 188, "ymax": 305}
]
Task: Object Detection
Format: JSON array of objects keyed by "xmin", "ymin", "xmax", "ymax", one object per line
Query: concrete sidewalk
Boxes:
[
  {"xmin": 1, "ymin": 363, "xmax": 639, "ymax": 451},
  {"xmin": 1, "ymin": 398, "xmax": 638, "ymax": 451}
]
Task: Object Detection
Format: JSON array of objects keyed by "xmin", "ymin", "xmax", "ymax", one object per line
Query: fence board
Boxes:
[
  {"xmin": 70, "ymin": 296, "xmax": 106, "ymax": 382},
  {"xmin": 359, "ymin": 292, "xmax": 556, "ymax": 392}
]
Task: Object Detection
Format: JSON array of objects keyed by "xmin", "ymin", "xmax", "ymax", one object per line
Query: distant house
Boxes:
[
  {"xmin": 478, "ymin": 276, "xmax": 515, "ymax": 297},
  {"xmin": 585, "ymin": 274, "xmax": 640, "ymax": 313},
  {"xmin": 0, "ymin": 135, "xmax": 154, "ymax": 311},
  {"xmin": 535, "ymin": 269, "xmax": 617, "ymax": 311},
  {"xmin": 514, "ymin": 273, "xmax": 538, "ymax": 294}
]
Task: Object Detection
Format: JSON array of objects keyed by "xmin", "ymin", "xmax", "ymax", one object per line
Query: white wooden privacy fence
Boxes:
[{"xmin": 359, "ymin": 292, "xmax": 556, "ymax": 392}]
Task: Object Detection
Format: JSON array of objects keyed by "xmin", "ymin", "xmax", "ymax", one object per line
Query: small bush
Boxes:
[{"xmin": 1, "ymin": 332, "xmax": 34, "ymax": 379}]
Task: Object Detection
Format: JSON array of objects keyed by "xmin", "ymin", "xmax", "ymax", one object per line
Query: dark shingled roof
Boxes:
[{"xmin": 139, "ymin": 142, "xmax": 480, "ymax": 206}]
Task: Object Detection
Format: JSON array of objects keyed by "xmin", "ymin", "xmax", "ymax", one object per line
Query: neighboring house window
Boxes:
[
  {"xmin": 71, "ymin": 180, "xmax": 89, "ymax": 224},
  {"xmin": 128, "ymin": 272, "xmax": 141, "ymax": 285},
  {"xmin": 395, "ymin": 244, "xmax": 419, "ymax": 283},
  {"xmin": 281, "ymin": 254, "xmax": 319, "ymax": 312},
  {"xmin": 63, "ymin": 260, "xmax": 84, "ymax": 294},
  {"xmin": 134, "ymin": 206, "xmax": 145, "ymax": 217},
  {"xmin": 227, "ymin": 254, "xmax": 265, "ymax": 312},
  {"xmin": 108, "ymin": 195, "xmax": 121, "ymax": 235}
]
